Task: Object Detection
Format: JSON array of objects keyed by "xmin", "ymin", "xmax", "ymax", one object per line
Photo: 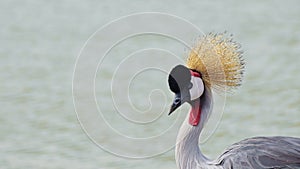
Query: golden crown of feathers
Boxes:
[{"xmin": 186, "ymin": 32, "xmax": 245, "ymax": 93}]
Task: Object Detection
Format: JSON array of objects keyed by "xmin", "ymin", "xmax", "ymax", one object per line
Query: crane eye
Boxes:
[{"xmin": 188, "ymin": 82, "xmax": 193, "ymax": 89}]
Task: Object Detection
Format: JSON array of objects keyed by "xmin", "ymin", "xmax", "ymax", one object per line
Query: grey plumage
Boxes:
[
  {"xmin": 214, "ymin": 136, "xmax": 300, "ymax": 169},
  {"xmin": 174, "ymin": 86, "xmax": 300, "ymax": 169}
]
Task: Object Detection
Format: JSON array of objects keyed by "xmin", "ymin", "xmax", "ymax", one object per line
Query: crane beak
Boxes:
[{"xmin": 168, "ymin": 92, "xmax": 189, "ymax": 115}]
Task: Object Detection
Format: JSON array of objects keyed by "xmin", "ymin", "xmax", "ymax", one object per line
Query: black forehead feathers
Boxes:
[{"xmin": 168, "ymin": 65, "xmax": 191, "ymax": 93}]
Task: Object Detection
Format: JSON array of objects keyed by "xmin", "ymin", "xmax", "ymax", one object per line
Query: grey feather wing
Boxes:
[{"xmin": 213, "ymin": 136, "xmax": 300, "ymax": 169}]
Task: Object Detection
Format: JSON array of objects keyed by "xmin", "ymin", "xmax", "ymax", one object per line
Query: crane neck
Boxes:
[{"xmin": 175, "ymin": 87, "xmax": 216, "ymax": 169}]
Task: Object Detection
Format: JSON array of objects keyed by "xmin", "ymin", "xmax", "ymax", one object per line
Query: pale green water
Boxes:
[{"xmin": 1, "ymin": 0, "xmax": 300, "ymax": 169}]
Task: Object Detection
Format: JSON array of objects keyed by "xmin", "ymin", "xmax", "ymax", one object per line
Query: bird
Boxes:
[{"xmin": 167, "ymin": 32, "xmax": 300, "ymax": 169}]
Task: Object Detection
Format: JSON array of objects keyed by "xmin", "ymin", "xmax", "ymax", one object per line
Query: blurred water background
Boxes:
[{"xmin": 1, "ymin": 0, "xmax": 300, "ymax": 168}]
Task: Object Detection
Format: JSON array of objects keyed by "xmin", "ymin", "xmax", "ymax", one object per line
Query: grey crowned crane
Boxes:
[{"xmin": 167, "ymin": 33, "xmax": 300, "ymax": 169}]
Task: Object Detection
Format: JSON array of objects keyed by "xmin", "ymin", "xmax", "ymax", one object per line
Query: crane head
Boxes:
[{"xmin": 168, "ymin": 65, "xmax": 204, "ymax": 116}]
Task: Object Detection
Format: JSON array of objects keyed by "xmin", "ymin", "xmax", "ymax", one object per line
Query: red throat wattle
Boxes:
[
  {"xmin": 188, "ymin": 70, "xmax": 202, "ymax": 126},
  {"xmin": 189, "ymin": 98, "xmax": 201, "ymax": 126}
]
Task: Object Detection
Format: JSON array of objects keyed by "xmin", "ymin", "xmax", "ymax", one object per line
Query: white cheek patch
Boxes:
[{"xmin": 189, "ymin": 76, "xmax": 204, "ymax": 101}]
